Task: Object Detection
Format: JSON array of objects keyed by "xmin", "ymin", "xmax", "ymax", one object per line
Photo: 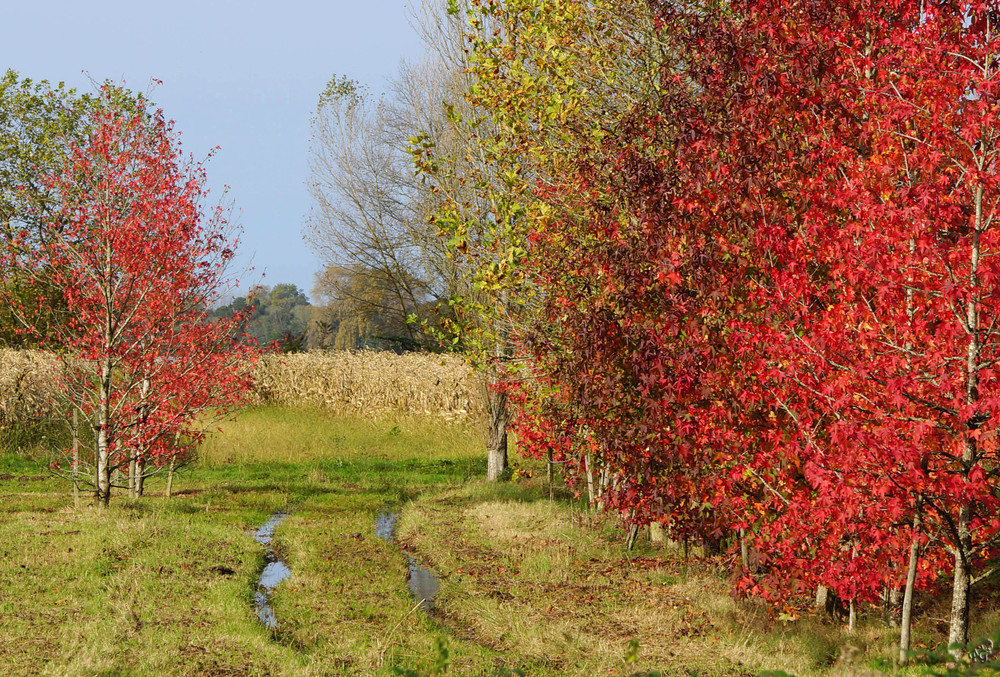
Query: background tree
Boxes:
[
  {"xmin": 212, "ymin": 283, "xmax": 312, "ymax": 351},
  {"xmin": 305, "ymin": 1, "xmax": 515, "ymax": 479},
  {"xmin": 0, "ymin": 71, "xmax": 119, "ymax": 347},
  {"xmin": 304, "ymin": 74, "xmax": 459, "ymax": 352}
]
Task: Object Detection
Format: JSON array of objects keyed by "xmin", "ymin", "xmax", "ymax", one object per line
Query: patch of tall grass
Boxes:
[{"xmin": 197, "ymin": 405, "xmax": 483, "ymax": 467}]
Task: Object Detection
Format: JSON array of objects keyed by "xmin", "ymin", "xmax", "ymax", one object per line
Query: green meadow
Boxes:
[{"xmin": 0, "ymin": 406, "xmax": 992, "ymax": 675}]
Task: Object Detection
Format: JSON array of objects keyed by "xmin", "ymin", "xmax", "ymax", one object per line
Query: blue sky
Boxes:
[{"xmin": 3, "ymin": 0, "xmax": 426, "ymax": 300}]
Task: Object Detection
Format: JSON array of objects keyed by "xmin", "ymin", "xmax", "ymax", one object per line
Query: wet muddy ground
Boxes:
[
  {"xmin": 251, "ymin": 511, "xmax": 291, "ymax": 628},
  {"xmin": 375, "ymin": 510, "xmax": 440, "ymax": 611}
]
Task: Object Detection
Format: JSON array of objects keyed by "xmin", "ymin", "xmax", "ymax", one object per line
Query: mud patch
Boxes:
[
  {"xmin": 375, "ymin": 510, "xmax": 440, "ymax": 611},
  {"xmin": 250, "ymin": 511, "xmax": 291, "ymax": 629}
]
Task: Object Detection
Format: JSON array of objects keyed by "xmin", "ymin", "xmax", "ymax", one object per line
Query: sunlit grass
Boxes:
[
  {"xmin": 3, "ymin": 404, "xmax": 991, "ymax": 674},
  {"xmin": 198, "ymin": 405, "xmax": 482, "ymax": 467},
  {"xmin": 0, "ymin": 405, "xmax": 497, "ymax": 675}
]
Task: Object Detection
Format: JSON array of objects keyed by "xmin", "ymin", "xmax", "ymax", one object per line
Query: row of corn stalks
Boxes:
[
  {"xmin": 0, "ymin": 350, "xmax": 485, "ymax": 429},
  {"xmin": 252, "ymin": 351, "xmax": 484, "ymax": 419},
  {"xmin": 0, "ymin": 349, "xmax": 63, "ymax": 428}
]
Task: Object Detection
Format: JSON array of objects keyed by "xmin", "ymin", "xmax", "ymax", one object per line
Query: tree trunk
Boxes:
[
  {"xmin": 948, "ymin": 183, "xmax": 982, "ymax": 657},
  {"xmin": 815, "ymin": 585, "xmax": 828, "ymax": 610},
  {"xmin": 948, "ymin": 504, "xmax": 972, "ymax": 655},
  {"xmin": 136, "ymin": 458, "xmax": 145, "ymax": 497},
  {"xmin": 585, "ymin": 452, "xmax": 595, "ymax": 510},
  {"xmin": 888, "ymin": 586, "xmax": 901, "ymax": 628},
  {"xmin": 128, "ymin": 454, "xmax": 136, "ymax": 498},
  {"xmin": 740, "ymin": 529, "xmax": 749, "ymax": 571},
  {"xmin": 625, "ymin": 522, "xmax": 639, "ymax": 551},
  {"xmin": 485, "ymin": 385, "xmax": 509, "ymax": 482},
  {"xmin": 71, "ymin": 409, "xmax": 80, "ymax": 510},
  {"xmin": 900, "ymin": 514, "xmax": 921, "ymax": 665},
  {"xmin": 650, "ymin": 522, "xmax": 666, "ymax": 546},
  {"xmin": 848, "ymin": 599, "xmax": 856, "ymax": 633},
  {"xmin": 133, "ymin": 376, "xmax": 151, "ymax": 500},
  {"xmin": 96, "ymin": 359, "xmax": 113, "ymax": 507},
  {"xmin": 547, "ymin": 448, "xmax": 554, "ymax": 502}
]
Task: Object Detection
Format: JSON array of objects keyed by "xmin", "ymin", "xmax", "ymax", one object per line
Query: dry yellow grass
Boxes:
[
  {"xmin": 399, "ymin": 486, "xmax": 898, "ymax": 676},
  {"xmin": 252, "ymin": 350, "xmax": 484, "ymax": 419}
]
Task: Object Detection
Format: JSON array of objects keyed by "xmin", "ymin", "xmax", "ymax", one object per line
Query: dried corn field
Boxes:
[
  {"xmin": 0, "ymin": 350, "xmax": 484, "ymax": 430},
  {"xmin": 0, "ymin": 349, "xmax": 63, "ymax": 427},
  {"xmin": 252, "ymin": 351, "xmax": 484, "ymax": 419}
]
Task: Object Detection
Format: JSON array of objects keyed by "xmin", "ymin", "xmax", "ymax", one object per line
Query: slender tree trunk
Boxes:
[
  {"xmin": 547, "ymin": 448, "xmax": 554, "ymax": 502},
  {"xmin": 848, "ymin": 599, "xmax": 856, "ymax": 633},
  {"xmin": 128, "ymin": 454, "xmax": 136, "ymax": 498},
  {"xmin": 133, "ymin": 376, "xmax": 151, "ymax": 500},
  {"xmin": 96, "ymin": 359, "xmax": 113, "ymax": 507},
  {"xmin": 71, "ymin": 409, "xmax": 80, "ymax": 510},
  {"xmin": 97, "ymin": 236, "xmax": 114, "ymax": 508},
  {"xmin": 888, "ymin": 586, "xmax": 901, "ymax": 628},
  {"xmin": 136, "ymin": 458, "xmax": 145, "ymax": 497},
  {"xmin": 625, "ymin": 517, "xmax": 639, "ymax": 551},
  {"xmin": 585, "ymin": 452, "xmax": 595, "ymax": 510},
  {"xmin": 900, "ymin": 511, "xmax": 921, "ymax": 666},
  {"xmin": 740, "ymin": 529, "xmax": 749, "ymax": 571},
  {"xmin": 485, "ymin": 382, "xmax": 509, "ymax": 482},
  {"xmin": 948, "ymin": 182, "xmax": 983, "ymax": 656},
  {"xmin": 650, "ymin": 522, "xmax": 666, "ymax": 546},
  {"xmin": 948, "ymin": 504, "xmax": 972, "ymax": 653},
  {"xmin": 815, "ymin": 585, "xmax": 828, "ymax": 610}
]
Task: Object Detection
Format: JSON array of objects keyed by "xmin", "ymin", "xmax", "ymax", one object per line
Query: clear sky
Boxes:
[{"xmin": 3, "ymin": 0, "xmax": 426, "ymax": 300}]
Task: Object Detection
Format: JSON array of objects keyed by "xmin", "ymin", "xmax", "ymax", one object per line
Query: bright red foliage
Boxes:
[
  {"xmin": 502, "ymin": 0, "xmax": 1000, "ymax": 649},
  {"xmin": 8, "ymin": 89, "xmax": 257, "ymax": 504}
]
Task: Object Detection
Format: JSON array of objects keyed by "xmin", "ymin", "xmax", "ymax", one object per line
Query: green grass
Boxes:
[
  {"xmin": 0, "ymin": 406, "xmax": 501, "ymax": 675},
  {"xmin": 1, "ymin": 404, "xmax": 997, "ymax": 675},
  {"xmin": 198, "ymin": 406, "xmax": 484, "ymax": 468}
]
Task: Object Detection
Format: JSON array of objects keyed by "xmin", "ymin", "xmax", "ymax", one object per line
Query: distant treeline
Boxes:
[{"xmin": 210, "ymin": 279, "xmax": 446, "ymax": 353}]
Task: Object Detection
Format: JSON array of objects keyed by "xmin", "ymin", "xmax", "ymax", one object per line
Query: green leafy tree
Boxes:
[
  {"xmin": 0, "ymin": 71, "xmax": 126, "ymax": 346},
  {"xmin": 211, "ymin": 283, "xmax": 312, "ymax": 350}
]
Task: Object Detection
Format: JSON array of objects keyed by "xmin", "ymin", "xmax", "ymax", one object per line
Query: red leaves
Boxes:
[
  {"xmin": 6, "ymin": 88, "xmax": 258, "ymax": 498},
  {"xmin": 497, "ymin": 0, "xmax": 1000, "ymax": 618}
]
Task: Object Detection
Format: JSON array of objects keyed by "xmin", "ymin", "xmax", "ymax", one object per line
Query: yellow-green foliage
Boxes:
[
  {"xmin": 0, "ymin": 349, "xmax": 61, "ymax": 427},
  {"xmin": 252, "ymin": 351, "xmax": 484, "ymax": 419}
]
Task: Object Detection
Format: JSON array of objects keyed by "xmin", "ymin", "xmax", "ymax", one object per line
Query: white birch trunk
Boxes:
[{"xmin": 899, "ymin": 511, "xmax": 921, "ymax": 665}]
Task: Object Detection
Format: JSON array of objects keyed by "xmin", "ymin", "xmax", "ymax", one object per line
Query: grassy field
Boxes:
[
  {"xmin": 0, "ymin": 405, "xmax": 997, "ymax": 675},
  {"xmin": 0, "ymin": 407, "xmax": 502, "ymax": 675}
]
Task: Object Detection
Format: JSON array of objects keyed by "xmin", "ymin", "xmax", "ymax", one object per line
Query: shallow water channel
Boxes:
[
  {"xmin": 375, "ymin": 511, "xmax": 440, "ymax": 611},
  {"xmin": 251, "ymin": 511, "xmax": 291, "ymax": 629}
]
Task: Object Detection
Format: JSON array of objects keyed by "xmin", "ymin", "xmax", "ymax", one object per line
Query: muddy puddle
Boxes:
[
  {"xmin": 375, "ymin": 510, "xmax": 440, "ymax": 611},
  {"xmin": 251, "ymin": 511, "xmax": 291, "ymax": 629}
]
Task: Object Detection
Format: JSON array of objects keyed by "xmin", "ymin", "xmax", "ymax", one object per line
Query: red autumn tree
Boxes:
[
  {"xmin": 461, "ymin": 0, "xmax": 1000, "ymax": 657},
  {"xmin": 658, "ymin": 0, "xmax": 1000, "ymax": 653},
  {"xmin": 7, "ymin": 87, "xmax": 256, "ymax": 506}
]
